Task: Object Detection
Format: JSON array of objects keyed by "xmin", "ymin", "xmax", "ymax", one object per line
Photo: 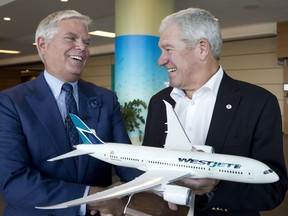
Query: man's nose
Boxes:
[
  {"xmin": 157, "ymin": 52, "xmax": 168, "ymax": 66},
  {"xmin": 75, "ymin": 40, "xmax": 86, "ymax": 51}
]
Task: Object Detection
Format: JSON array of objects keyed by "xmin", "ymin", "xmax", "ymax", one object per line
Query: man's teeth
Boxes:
[
  {"xmin": 71, "ymin": 56, "xmax": 83, "ymax": 61},
  {"xmin": 167, "ymin": 68, "xmax": 177, "ymax": 73}
]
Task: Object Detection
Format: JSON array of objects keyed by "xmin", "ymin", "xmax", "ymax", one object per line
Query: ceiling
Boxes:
[{"xmin": 1, "ymin": 0, "xmax": 288, "ymax": 67}]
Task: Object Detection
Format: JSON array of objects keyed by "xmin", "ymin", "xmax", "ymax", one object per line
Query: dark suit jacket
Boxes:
[
  {"xmin": 143, "ymin": 72, "xmax": 288, "ymax": 216},
  {"xmin": 0, "ymin": 72, "xmax": 138, "ymax": 216}
]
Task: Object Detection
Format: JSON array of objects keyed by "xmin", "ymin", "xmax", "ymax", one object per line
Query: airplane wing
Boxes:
[
  {"xmin": 47, "ymin": 149, "xmax": 94, "ymax": 161},
  {"xmin": 36, "ymin": 170, "xmax": 191, "ymax": 210}
]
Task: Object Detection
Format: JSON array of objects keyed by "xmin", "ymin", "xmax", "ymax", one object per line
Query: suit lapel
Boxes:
[
  {"xmin": 78, "ymin": 80, "xmax": 101, "ymax": 124},
  {"xmin": 205, "ymin": 73, "xmax": 241, "ymax": 152},
  {"xmin": 77, "ymin": 80, "xmax": 102, "ymax": 182},
  {"xmin": 25, "ymin": 73, "xmax": 77, "ymax": 178}
]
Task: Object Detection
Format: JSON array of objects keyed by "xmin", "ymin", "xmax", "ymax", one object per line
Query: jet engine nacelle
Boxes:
[{"xmin": 163, "ymin": 185, "xmax": 192, "ymax": 205}]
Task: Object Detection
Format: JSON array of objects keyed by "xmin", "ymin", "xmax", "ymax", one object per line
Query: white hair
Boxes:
[
  {"xmin": 159, "ymin": 8, "xmax": 222, "ymax": 59},
  {"xmin": 35, "ymin": 10, "xmax": 92, "ymax": 61}
]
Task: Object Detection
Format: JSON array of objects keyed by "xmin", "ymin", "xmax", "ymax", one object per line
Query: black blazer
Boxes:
[{"xmin": 143, "ymin": 72, "xmax": 288, "ymax": 215}]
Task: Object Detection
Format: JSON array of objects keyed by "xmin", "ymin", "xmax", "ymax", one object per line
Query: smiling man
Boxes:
[
  {"xmin": 142, "ymin": 8, "xmax": 288, "ymax": 216},
  {"xmin": 36, "ymin": 13, "xmax": 91, "ymax": 83},
  {"xmin": 0, "ymin": 10, "xmax": 140, "ymax": 216}
]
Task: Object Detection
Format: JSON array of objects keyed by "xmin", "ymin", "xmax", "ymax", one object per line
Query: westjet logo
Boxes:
[{"xmin": 178, "ymin": 158, "xmax": 241, "ymax": 169}]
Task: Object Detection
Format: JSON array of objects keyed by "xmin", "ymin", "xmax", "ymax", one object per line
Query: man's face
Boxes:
[
  {"xmin": 158, "ymin": 23, "xmax": 200, "ymax": 90},
  {"xmin": 38, "ymin": 18, "xmax": 90, "ymax": 82}
]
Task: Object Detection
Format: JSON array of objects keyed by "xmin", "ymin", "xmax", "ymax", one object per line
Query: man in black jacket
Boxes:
[{"xmin": 142, "ymin": 7, "xmax": 288, "ymax": 216}]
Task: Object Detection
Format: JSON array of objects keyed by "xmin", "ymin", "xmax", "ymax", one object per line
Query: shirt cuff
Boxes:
[{"xmin": 78, "ymin": 186, "xmax": 90, "ymax": 215}]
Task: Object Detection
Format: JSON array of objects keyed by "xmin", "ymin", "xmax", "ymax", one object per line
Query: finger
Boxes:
[
  {"xmin": 191, "ymin": 146, "xmax": 198, "ymax": 151},
  {"xmin": 90, "ymin": 210, "xmax": 98, "ymax": 215},
  {"xmin": 168, "ymin": 202, "xmax": 178, "ymax": 211}
]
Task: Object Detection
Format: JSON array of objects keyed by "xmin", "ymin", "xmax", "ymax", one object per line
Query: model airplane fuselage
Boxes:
[
  {"xmin": 72, "ymin": 143, "xmax": 277, "ymax": 184},
  {"xmin": 37, "ymin": 100, "xmax": 279, "ymax": 210}
]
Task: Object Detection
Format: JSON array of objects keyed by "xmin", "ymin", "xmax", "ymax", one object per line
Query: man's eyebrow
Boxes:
[
  {"xmin": 161, "ymin": 43, "xmax": 175, "ymax": 49},
  {"xmin": 63, "ymin": 32, "xmax": 77, "ymax": 38},
  {"xmin": 64, "ymin": 32, "xmax": 90, "ymax": 41},
  {"xmin": 65, "ymin": 32, "xmax": 76, "ymax": 35}
]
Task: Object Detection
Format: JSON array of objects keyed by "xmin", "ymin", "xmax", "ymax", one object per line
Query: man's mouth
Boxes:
[
  {"xmin": 70, "ymin": 55, "xmax": 83, "ymax": 62},
  {"xmin": 167, "ymin": 67, "xmax": 177, "ymax": 74}
]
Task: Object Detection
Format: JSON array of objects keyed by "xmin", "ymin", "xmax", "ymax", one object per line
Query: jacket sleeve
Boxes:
[{"xmin": 0, "ymin": 92, "xmax": 86, "ymax": 214}]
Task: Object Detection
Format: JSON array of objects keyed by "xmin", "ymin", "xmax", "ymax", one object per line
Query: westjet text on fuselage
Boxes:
[{"xmin": 178, "ymin": 158, "xmax": 241, "ymax": 169}]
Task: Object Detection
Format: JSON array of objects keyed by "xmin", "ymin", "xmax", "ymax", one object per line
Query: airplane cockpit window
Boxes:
[{"xmin": 263, "ymin": 169, "xmax": 274, "ymax": 174}]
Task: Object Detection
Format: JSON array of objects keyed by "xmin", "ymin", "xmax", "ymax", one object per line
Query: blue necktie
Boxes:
[{"xmin": 62, "ymin": 83, "xmax": 79, "ymax": 146}]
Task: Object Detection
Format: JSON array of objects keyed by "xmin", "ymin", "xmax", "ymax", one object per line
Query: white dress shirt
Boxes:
[{"xmin": 170, "ymin": 67, "xmax": 223, "ymax": 146}]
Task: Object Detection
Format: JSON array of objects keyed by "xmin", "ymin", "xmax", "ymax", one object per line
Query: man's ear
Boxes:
[
  {"xmin": 199, "ymin": 39, "xmax": 210, "ymax": 60},
  {"xmin": 37, "ymin": 37, "xmax": 46, "ymax": 54}
]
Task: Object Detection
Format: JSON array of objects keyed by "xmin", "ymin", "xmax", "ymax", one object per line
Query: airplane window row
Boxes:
[
  {"xmin": 110, "ymin": 155, "xmax": 118, "ymax": 159},
  {"xmin": 218, "ymin": 169, "xmax": 243, "ymax": 174},
  {"xmin": 147, "ymin": 160, "xmax": 206, "ymax": 170},
  {"xmin": 119, "ymin": 156, "xmax": 139, "ymax": 161},
  {"xmin": 110, "ymin": 154, "xmax": 140, "ymax": 162}
]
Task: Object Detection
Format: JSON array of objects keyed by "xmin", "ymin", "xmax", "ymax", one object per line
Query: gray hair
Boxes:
[
  {"xmin": 159, "ymin": 8, "xmax": 222, "ymax": 59},
  {"xmin": 35, "ymin": 10, "xmax": 92, "ymax": 61}
]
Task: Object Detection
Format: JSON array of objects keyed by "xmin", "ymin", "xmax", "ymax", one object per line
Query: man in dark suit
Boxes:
[
  {"xmin": 0, "ymin": 10, "xmax": 138, "ymax": 216},
  {"xmin": 142, "ymin": 8, "xmax": 288, "ymax": 216}
]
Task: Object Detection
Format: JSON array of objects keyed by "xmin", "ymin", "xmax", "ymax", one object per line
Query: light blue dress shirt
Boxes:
[{"xmin": 44, "ymin": 71, "xmax": 79, "ymax": 122}]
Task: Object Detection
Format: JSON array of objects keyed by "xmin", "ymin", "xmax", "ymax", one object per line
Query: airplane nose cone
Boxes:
[
  {"xmin": 263, "ymin": 171, "xmax": 280, "ymax": 183},
  {"xmin": 271, "ymin": 173, "xmax": 280, "ymax": 182}
]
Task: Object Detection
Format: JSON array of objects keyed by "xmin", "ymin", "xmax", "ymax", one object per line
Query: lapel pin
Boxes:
[{"xmin": 226, "ymin": 104, "xmax": 232, "ymax": 109}]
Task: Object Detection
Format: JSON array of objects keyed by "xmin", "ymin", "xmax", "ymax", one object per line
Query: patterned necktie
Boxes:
[{"xmin": 62, "ymin": 83, "xmax": 79, "ymax": 146}]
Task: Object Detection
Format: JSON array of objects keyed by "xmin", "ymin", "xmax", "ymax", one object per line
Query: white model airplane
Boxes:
[{"xmin": 36, "ymin": 100, "xmax": 279, "ymax": 211}]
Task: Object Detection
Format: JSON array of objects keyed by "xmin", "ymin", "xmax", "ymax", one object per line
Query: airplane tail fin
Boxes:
[
  {"xmin": 69, "ymin": 114, "xmax": 104, "ymax": 144},
  {"xmin": 163, "ymin": 100, "xmax": 214, "ymax": 153},
  {"xmin": 163, "ymin": 100, "xmax": 192, "ymax": 151}
]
